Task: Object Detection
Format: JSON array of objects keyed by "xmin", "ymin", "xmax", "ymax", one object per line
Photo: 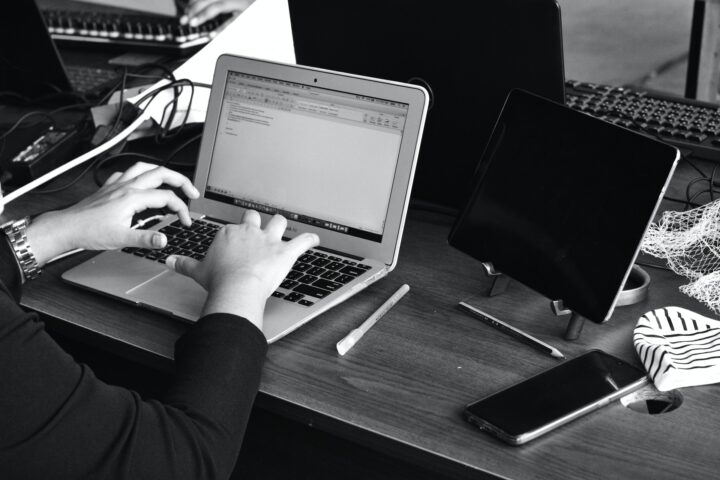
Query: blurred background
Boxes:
[{"xmin": 562, "ymin": 0, "xmax": 692, "ymax": 94}]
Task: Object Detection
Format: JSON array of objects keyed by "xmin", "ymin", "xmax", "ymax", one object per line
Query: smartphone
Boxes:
[{"xmin": 463, "ymin": 350, "xmax": 648, "ymax": 445}]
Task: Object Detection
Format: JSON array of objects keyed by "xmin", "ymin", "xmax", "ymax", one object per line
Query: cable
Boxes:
[
  {"xmin": 3, "ymin": 78, "xmax": 207, "ymax": 203},
  {"xmin": 157, "ymin": 80, "xmax": 195, "ymax": 141},
  {"xmin": 30, "ymin": 156, "xmax": 102, "ymax": 195},
  {"xmin": 105, "ymin": 67, "xmax": 129, "ymax": 142},
  {"xmin": 663, "ymin": 195, "xmax": 702, "ymax": 208},
  {"xmin": 2, "ymin": 109, "xmax": 149, "ymax": 204},
  {"xmin": 627, "ymin": 51, "xmax": 689, "ymax": 88},
  {"xmin": 683, "ymin": 156, "xmax": 707, "ymax": 178},
  {"xmin": 92, "ymin": 152, "xmax": 165, "ymax": 187},
  {"xmin": 165, "ymin": 133, "xmax": 202, "ymax": 167},
  {"xmin": 0, "ymin": 111, "xmax": 57, "ymax": 159},
  {"xmin": 0, "ymin": 111, "xmax": 56, "ymax": 143}
]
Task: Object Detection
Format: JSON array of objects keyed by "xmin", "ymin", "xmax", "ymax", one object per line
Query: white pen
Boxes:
[{"xmin": 337, "ymin": 284, "xmax": 410, "ymax": 356}]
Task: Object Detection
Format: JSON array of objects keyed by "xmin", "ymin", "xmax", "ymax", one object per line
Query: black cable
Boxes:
[
  {"xmin": 627, "ymin": 51, "xmax": 689, "ymax": 88},
  {"xmin": 683, "ymin": 156, "xmax": 707, "ymax": 178},
  {"xmin": 685, "ymin": 175, "xmax": 720, "ymax": 208},
  {"xmin": 687, "ymin": 188, "xmax": 715, "ymax": 206},
  {"xmin": 92, "ymin": 151, "xmax": 165, "ymax": 186},
  {"xmin": 30, "ymin": 156, "xmax": 102, "ymax": 194},
  {"xmin": 105, "ymin": 67, "xmax": 129, "ymax": 141},
  {"xmin": 165, "ymin": 132, "xmax": 202, "ymax": 167},
  {"xmin": 0, "ymin": 89, "xmax": 89, "ymax": 106},
  {"xmin": 0, "ymin": 111, "xmax": 57, "ymax": 159},
  {"xmin": 663, "ymin": 195, "xmax": 702, "ymax": 208},
  {"xmin": 157, "ymin": 80, "xmax": 195, "ymax": 141},
  {"xmin": 21, "ymin": 79, "xmax": 208, "ymax": 195},
  {"xmin": 0, "ymin": 111, "xmax": 56, "ymax": 143}
]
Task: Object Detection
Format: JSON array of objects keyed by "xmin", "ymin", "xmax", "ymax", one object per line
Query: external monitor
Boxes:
[
  {"xmin": 288, "ymin": 0, "xmax": 566, "ymax": 209},
  {"xmin": 448, "ymin": 89, "xmax": 679, "ymax": 323}
]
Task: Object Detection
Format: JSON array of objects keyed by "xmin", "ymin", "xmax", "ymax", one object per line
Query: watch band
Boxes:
[{"xmin": 2, "ymin": 216, "xmax": 42, "ymax": 281}]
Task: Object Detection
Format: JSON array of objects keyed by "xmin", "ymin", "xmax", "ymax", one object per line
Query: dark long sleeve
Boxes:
[{"xmin": 0, "ymin": 239, "xmax": 268, "ymax": 480}]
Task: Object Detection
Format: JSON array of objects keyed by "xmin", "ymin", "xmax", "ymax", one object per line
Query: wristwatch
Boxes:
[{"xmin": 2, "ymin": 216, "xmax": 41, "ymax": 281}]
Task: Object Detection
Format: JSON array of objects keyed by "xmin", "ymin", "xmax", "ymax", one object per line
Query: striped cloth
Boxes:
[{"xmin": 634, "ymin": 307, "xmax": 720, "ymax": 391}]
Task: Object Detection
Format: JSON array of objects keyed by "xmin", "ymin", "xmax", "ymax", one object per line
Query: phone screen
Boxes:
[{"xmin": 465, "ymin": 350, "xmax": 647, "ymax": 444}]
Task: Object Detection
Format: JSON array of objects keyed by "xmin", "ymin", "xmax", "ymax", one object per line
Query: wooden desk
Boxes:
[{"xmin": 5, "ymin": 165, "xmax": 720, "ymax": 480}]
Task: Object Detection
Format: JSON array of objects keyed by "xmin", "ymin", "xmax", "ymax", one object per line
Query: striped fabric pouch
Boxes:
[{"xmin": 634, "ymin": 307, "xmax": 720, "ymax": 391}]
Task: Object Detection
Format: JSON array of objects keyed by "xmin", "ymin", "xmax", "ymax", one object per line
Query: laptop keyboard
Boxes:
[
  {"xmin": 121, "ymin": 219, "xmax": 373, "ymax": 307},
  {"xmin": 44, "ymin": 9, "xmax": 233, "ymax": 53},
  {"xmin": 66, "ymin": 65, "xmax": 121, "ymax": 95}
]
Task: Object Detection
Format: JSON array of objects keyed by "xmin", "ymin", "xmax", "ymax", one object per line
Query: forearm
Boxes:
[{"xmin": 0, "ymin": 304, "xmax": 267, "ymax": 479}]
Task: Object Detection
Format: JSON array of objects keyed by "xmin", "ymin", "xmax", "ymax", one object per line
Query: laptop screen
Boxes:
[{"xmin": 204, "ymin": 71, "xmax": 409, "ymax": 243}]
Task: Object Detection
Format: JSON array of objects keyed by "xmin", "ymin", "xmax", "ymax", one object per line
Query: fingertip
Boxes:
[
  {"xmin": 151, "ymin": 233, "xmax": 166, "ymax": 249},
  {"xmin": 166, "ymin": 255, "xmax": 177, "ymax": 270},
  {"xmin": 180, "ymin": 212, "xmax": 193, "ymax": 227},
  {"xmin": 189, "ymin": 17, "xmax": 200, "ymax": 27},
  {"xmin": 179, "ymin": 15, "xmax": 188, "ymax": 24}
]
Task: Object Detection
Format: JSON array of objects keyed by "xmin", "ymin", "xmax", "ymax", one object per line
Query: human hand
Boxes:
[
  {"xmin": 165, "ymin": 210, "xmax": 319, "ymax": 328},
  {"xmin": 26, "ymin": 162, "xmax": 199, "ymax": 265},
  {"xmin": 180, "ymin": 0, "xmax": 255, "ymax": 27}
]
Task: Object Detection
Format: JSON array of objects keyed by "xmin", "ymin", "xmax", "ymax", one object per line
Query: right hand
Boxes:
[{"xmin": 165, "ymin": 210, "xmax": 319, "ymax": 330}]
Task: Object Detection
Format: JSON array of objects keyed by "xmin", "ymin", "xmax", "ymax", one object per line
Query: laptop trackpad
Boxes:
[{"xmin": 128, "ymin": 270, "xmax": 206, "ymax": 320}]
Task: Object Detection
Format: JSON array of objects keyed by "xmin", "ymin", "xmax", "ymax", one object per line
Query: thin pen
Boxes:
[
  {"xmin": 458, "ymin": 302, "xmax": 564, "ymax": 359},
  {"xmin": 337, "ymin": 284, "xmax": 410, "ymax": 356}
]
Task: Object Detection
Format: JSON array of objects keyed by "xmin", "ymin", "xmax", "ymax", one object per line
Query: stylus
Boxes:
[
  {"xmin": 336, "ymin": 284, "xmax": 410, "ymax": 356},
  {"xmin": 458, "ymin": 302, "xmax": 565, "ymax": 359}
]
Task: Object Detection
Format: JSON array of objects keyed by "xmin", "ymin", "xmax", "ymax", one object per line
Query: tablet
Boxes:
[{"xmin": 448, "ymin": 89, "xmax": 679, "ymax": 323}]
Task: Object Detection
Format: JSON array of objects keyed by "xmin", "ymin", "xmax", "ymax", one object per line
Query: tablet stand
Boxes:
[
  {"xmin": 480, "ymin": 263, "xmax": 652, "ymax": 341},
  {"xmin": 550, "ymin": 300, "xmax": 585, "ymax": 340},
  {"xmin": 481, "ymin": 262, "xmax": 510, "ymax": 296}
]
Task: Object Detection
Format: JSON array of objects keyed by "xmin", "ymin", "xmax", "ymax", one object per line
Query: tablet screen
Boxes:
[{"xmin": 449, "ymin": 89, "xmax": 679, "ymax": 322}]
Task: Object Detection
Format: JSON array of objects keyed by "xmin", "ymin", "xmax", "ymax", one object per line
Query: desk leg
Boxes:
[{"xmin": 686, "ymin": 0, "xmax": 720, "ymax": 101}]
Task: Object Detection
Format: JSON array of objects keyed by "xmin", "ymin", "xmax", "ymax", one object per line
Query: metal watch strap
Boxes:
[{"xmin": 2, "ymin": 216, "xmax": 41, "ymax": 281}]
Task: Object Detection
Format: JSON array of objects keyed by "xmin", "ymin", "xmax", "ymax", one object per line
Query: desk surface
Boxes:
[{"xmin": 5, "ymin": 163, "xmax": 720, "ymax": 480}]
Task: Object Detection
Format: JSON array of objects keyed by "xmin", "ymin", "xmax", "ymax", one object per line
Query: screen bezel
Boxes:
[{"xmin": 190, "ymin": 54, "xmax": 428, "ymax": 268}]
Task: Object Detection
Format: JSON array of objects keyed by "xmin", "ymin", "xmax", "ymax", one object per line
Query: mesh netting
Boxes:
[{"xmin": 642, "ymin": 199, "xmax": 720, "ymax": 313}]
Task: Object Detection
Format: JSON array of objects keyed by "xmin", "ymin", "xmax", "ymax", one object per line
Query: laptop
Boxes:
[
  {"xmin": 0, "ymin": 0, "xmax": 120, "ymax": 99},
  {"xmin": 63, "ymin": 54, "xmax": 429, "ymax": 342},
  {"xmin": 449, "ymin": 89, "xmax": 679, "ymax": 324},
  {"xmin": 288, "ymin": 0, "xmax": 565, "ymax": 209}
]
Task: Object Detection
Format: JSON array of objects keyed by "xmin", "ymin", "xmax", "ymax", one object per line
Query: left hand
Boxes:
[
  {"xmin": 180, "ymin": 0, "xmax": 254, "ymax": 27},
  {"xmin": 26, "ymin": 162, "xmax": 200, "ymax": 265}
]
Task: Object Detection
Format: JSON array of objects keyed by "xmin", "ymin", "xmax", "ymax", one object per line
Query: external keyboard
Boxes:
[
  {"xmin": 43, "ymin": 9, "xmax": 233, "ymax": 52},
  {"xmin": 121, "ymin": 219, "xmax": 372, "ymax": 308},
  {"xmin": 565, "ymin": 80, "xmax": 720, "ymax": 162}
]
